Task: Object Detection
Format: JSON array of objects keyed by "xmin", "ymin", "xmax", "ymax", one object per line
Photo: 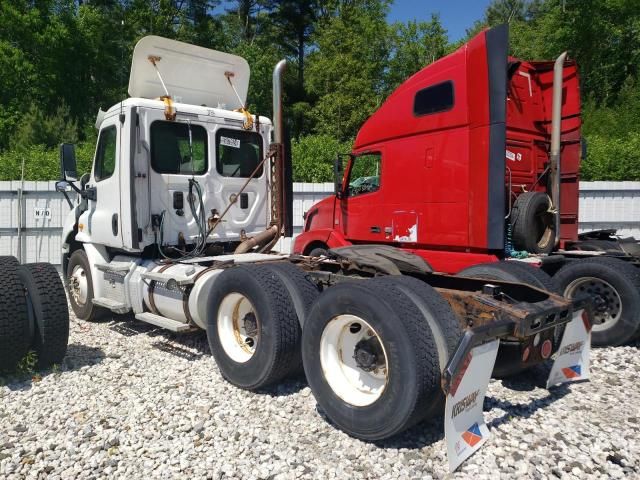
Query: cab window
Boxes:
[
  {"xmin": 216, "ymin": 129, "xmax": 263, "ymax": 177},
  {"xmin": 94, "ymin": 126, "xmax": 117, "ymax": 182},
  {"xmin": 150, "ymin": 121, "xmax": 208, "ymax": 175},
  {"xmin": 347, "ymin": 153, "xmax": 381, "ymax": 197}
]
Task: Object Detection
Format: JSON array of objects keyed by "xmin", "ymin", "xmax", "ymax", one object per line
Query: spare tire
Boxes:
[
  {"xmin": 511, "ymin": 191, "xmax": 556, "ymax": 254},
  {"xmin": 0, "ymin": 264, "xmax": 31, "ymax": 371},
  {"xmin": 18, "ymin": 263, "xmax": 70, "ymax": 368}
]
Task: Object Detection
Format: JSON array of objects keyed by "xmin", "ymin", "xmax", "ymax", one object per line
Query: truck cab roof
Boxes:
[{"xmin": 98, "ymin": 97, "xmax": 272, "ymax": 130}]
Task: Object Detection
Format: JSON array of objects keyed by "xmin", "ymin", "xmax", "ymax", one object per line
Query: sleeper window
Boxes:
[
  {"xmin": 413, "ymin": 81, "xmax": 454, "ymax": 116},
  {"xmin": 216, "ymin": 129, "xmax": 263, "ymax": 178},
  {"xmin": 151, "ymin": 121, "xmax": 208, "ymax": 175}
]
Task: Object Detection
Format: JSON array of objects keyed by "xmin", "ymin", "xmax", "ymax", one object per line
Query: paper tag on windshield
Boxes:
[
  {"xmin": 445, "ymin": 339, "xmax": 499, "ymax": 472},
  {"xmin": 220, "ymin": 136, "xmax": 240, "ymax": 148},
  {"xmin": 547, "ymin": 309, "xmax": 591, "ymax": 388}
]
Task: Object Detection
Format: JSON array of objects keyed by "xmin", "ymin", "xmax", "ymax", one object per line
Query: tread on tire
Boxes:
[
  {"xmin": 0, "ymin": 264, "xmax": 31, "ymax": 371},
  {"xmin": 18, "ymin": 263, "xmax": 70, "ymax": 368}
]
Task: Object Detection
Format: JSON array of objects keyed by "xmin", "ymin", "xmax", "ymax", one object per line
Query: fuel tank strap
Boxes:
[{"xmin": 148, "ymin": 263, "xmax": 173, "ymax": 315}]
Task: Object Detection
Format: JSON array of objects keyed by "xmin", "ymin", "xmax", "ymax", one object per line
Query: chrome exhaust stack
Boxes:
[
  {"xmin": 550, "ymin": 51, "xmax": 567, "ymax": 247},
  {"xmin": 273, "ymin": 59, "xmax": 287, "ymax": 145}
]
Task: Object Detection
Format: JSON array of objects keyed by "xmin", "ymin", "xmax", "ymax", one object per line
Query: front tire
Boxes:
[
  {"xmin": 302, "ymin": 280, "xmax": 442, "ymax": 440},
  {"xmin": 308, "ymin": 247, "xmax": 329, "ymax": 258},
  {"xmin": 66, "ymin": 249, "xmax": 107, "ymax": 322},
  {"xmin": 553, "ymin": 257, "xmax": 640, "ymax": 346},
  {"xmin": 206, "ymin": 265, "xmax": 302, "ymax": 390}
]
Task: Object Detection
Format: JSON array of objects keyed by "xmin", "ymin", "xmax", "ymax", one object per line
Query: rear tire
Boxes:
[
  {"xmin": 259, "ymin": 262, "xmax": 320, "ymax": 328},
  {"xmin": 457, "ymin": 261, "xmax": 559, "ymax": 292},
  {"xmin": 553, "ymin": 257, "xmax": 640, "ymax": 346},
  {"xmin": 457, "ymin": 261, "xmax": 559, "ymax": 377},
  {"xmin": 511, "ymin": 191, "xmax": 555, "ymax": 254},
  {"xmin": 206, "ymin": 264, "xmax": 302, "ymax": 390},
  {"xmin": 302, "ymin": 281, "xmax": 442, "ymax": 440},
  {"xmin": 369, "ymin": 276, "xmax": 464, "ymax": 419},
  {"xmin": 0, "ymin": 264, "xmax": 30, "ymax": 372},
  {"xmin": 18, "ymin": 263, "xmax": 70, "ymax": 368}
]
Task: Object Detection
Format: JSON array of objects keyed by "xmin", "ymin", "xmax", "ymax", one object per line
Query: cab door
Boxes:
[
  {"xmin": 338, "ymin": 151, "xmax": 384, "ymax": 243},
  {"xmin": 84, "ymin": 118, "xmax": 123, "ymax": 248}
]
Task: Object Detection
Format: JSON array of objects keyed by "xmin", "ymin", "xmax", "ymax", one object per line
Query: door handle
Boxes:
[
  {"xmin": 84, "ymin": 186, "xmax": 97, "ymax": 201},
  {"xmin": 370, "ymin": 226, "xmax": 381, "ymax": 233},
  {"xmin": 112, "ymin": 213, "xmax": 119, "ymax": 236}
]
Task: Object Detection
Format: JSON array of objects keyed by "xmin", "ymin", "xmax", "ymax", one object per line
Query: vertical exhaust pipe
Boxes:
[
  {"xmin": 273, "ymin": 59, "xmax": 287, "ymax": 145},
  {"xmin": 234, "ymin": 59, "xmax": 287, "ymax": 254},
  {"xmin": 550, "ymin": 51, "xmax": 567, "ymax": 247}
]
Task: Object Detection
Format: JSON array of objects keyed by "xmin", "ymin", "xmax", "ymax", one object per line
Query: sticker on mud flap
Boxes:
[
  {"xmin": 220, "ymin": 136, "xmax": 241, "ymax": 148},
  {"xmin": 445, "ymin": 339, "xmax": 499, "ymax": 473},
  {"xmin": 547, "ymin": 309, "xmax": 591, "ymax": 388}
]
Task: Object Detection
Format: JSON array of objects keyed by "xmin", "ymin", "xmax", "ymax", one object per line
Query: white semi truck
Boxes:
[{"xmin": 52, "ymin": 36, "xmax": 593, "ymax": 471}]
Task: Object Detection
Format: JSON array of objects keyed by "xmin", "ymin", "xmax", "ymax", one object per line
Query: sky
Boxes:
[
  {"xmin": 387, "ymin": 0, "xmax": 493, "ymax": 41},
  {"xmin": 215, "ymin": 1, "xmax": 493, "ymax": 43}
]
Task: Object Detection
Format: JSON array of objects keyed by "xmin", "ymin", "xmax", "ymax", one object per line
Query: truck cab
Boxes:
[
  {"xmin": 294, "ymin": 24, "xmax": 581, "ymax": 273},
  {"xmin": 60, "ymin": 36, "xmax": 274, "ymax": 273}
]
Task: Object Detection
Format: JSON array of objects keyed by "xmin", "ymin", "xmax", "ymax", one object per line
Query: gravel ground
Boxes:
[{"xmin": 1, "ymin": 311, "xmax": 639, "ymax": 480}]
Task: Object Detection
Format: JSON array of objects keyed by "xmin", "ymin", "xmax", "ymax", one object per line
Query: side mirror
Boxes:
[
  {"xmin": 334, "ymin": 155, "xmax": 344, "ymax": 199},
  {"xmin": 59, "ymin": 143, "xmax": 78, "ymax": 181},
  {"xmin": 55, "ymin": 180, "xmax": 72, "ymax": 192}
]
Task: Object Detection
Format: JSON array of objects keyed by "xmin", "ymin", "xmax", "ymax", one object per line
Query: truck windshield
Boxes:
[
  {"xmin": 150, "ymin": 121, "xmax": 207, "ymax": 175},
  {"xmin": 348, "ymin": 153, "xmax": 381, "ymax": 197},
  {"xmin": 216, "ymin": 129, "xmax": 263, "ymax": 178}
]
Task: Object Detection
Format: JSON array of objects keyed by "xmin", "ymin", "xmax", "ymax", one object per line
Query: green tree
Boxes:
[
  {"xmin": 291, "ymin": 134, "xmax": 352, "ymax": 182},
  {"xmin": 265, "ymin": 0, "xmax": 319, "ymax": 94},
  {"xmin": 305, "ymin": 0, "xmax": 391, "ymax": 141},
  {"xmin": 385, "ymin": 14, "xmax": 448, "ymax": 93}
]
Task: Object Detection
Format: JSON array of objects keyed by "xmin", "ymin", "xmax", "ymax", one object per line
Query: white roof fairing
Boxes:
[{"xmin": 128, "ymin": 36, "xmax": 250, "ymax": 109}]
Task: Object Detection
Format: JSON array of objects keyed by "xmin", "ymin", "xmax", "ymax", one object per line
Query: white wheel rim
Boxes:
[
  {"xmin": 69, "ymin": 265, "xmax": 89, "ymax": 306},
  {"xmin": 320, "ymin": 314, "xmax": 389, "ymax": 407},
  {"xmin": 217, "ymin": 293, "xmax": 259, "ymax": 363},
  {"xmin": 565, "ymin": 276, "xmax": 622, "ymax": 332}
]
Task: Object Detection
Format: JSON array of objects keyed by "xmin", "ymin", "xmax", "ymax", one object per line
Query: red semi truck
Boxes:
[{"xmin": 294, "ymin": 24, "xmax": 640, "ymax": 349}]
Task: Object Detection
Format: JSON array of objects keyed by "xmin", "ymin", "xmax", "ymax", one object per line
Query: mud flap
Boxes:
[
  {"xmin": 547, "ymin": 309, "xmax": 591, "ymax": 388},
  {"xmin": 444, "ymin": 338, "xmax": 499, "ymax": 473}
]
